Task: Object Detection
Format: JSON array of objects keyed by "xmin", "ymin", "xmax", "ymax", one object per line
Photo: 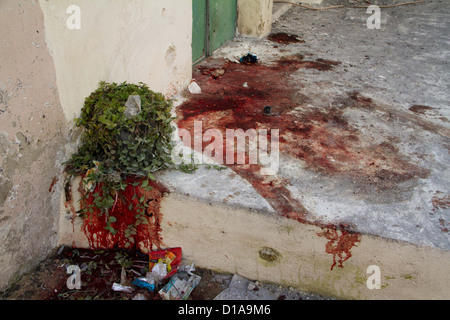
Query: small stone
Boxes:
[
  {"xmin": 124, "ymin": 95, "xmax": 141, "ymax": 118},
  {"xmin": 247, "ymin": 282, "xmax": 256, "ymax": 291},
  {"xmin": 132, "ymin": 293, "xmax": 146, "ymax": 300},
  {"xmin": 211, "ymin": 69, "xmax": 225, "ymax": 79},
  {"xmin": 188, "ymin": 81, "xmax": 202, "ymax": 94}
]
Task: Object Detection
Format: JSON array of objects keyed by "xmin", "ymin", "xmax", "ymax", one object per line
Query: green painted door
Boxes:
[
  {"xmin": 192, "ymin": 0, "xmax": 237, "ymax": 64},
  {"xmin": 192, "ymin": 0, "xmax": 207, "ymax": 64}
]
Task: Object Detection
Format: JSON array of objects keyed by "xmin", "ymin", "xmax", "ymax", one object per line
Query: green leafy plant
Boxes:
[
  {"xmin": 114, "ymin": 251, "xmax": 133, "ymax": 269},
  {"xmin": 66, "ymin": 81, "xmax": 179, "ymax": 177},
  {"xmin": 64, "ymin": 81, "xmax": 197, "ymax": 245}
]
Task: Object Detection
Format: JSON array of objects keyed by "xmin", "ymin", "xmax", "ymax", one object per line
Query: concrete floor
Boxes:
[{"xmin": 160, "ymin": 0, "xmax": 449, "ymax": 251}]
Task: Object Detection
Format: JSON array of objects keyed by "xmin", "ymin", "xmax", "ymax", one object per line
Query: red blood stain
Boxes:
[
  {"xmin": 432, "ymin": 193, "xmax": 450, "ymax": 210},
  {"xmin": 409, "ymin": 105, "xmax": 434, "ymax": 114},
  {"xmin": 48, "ymin": 176, "xmax": 58, "ymax": 193},
  {"xmin": 267, "ymin": 32, "xmax": 305, "ymax": 44},
  {"xmin": 176, "ymin": 57, "xmax": 428, "ymax": 268},
  {"xmin": 177, "ymin": 56, "xmax": 427, "ymax": 203},
  {"xmin": 178, "ymin": 58, "xmax": 331, "ymax": 221},
  {"xmin": 233, "ymin": 164, "xmax": 309, "ymax": 221},
  {"xmin": 317, "ymin": 224, "xmax": 361, "ymax": 270},
  {"xmin": 179, "ymin": 58, "xmax": 352, "ymax": 178},
  {"xmin": 80, "ymin": 176, "xmax": 168, "ymax": 251}
]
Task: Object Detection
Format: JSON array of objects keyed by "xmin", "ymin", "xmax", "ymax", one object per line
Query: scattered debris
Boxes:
[
  {"xmin": 240, "ymin": 53, "xmax": 258, "ymax": 65},
  {"xmin": 211, "ymin": 69, "xmax": 225, "ymax": 79},
  {"xmin": 214, "ymin": 275, "xmax": 271, "ymax": 300},
  {"xmin": 132, "ymin": 293, "xmax": 146, "ymax": 300},
  {"xmin": 113, "ymin": 247, "xmax": 200, "ymax": 300},
  {"xmin": 120, "ymin": 266, "xmax": 127, "ymax": 285},
  {"xmin": 188, "ymin": 81, "xmax": 202, "ymax": 94},
  {"xmin": 180, "ymin": 261, "xmax": 196, "ymax": 274},
  {"xmin": 159, "ymin": 271, "xmax": 201, "ymax": 300},
  {"xmin": 132, "ymin": 277, "xmax": 155, "ymax": 292},
  {"xmin": 198, "ymin": 67, "xmax": 226, "ymax": 79},
  {"xmin": 148, "ymin": 247, "xmax": 182, "ymax": 280},
  {"xmin": 112, "ymin": 282, "xmax": 133, "ymax": 293},
  {"xmin": 213, "ymin": 274, "xmax": 333, "ymax": 300},
  {"xmin": 57, "ymin": 245, "xmax": 65, "ymax": 256},
  {"xmin": 247, "ymin": 282, "xmax": 257, "ymax": 291},
  {"xmin": 0, "ymin": 246, "xmax": 335, "ymax": 300},
  {"xmin": 151, "ymin": 262, "xmax": 168, "ymax": 284}
]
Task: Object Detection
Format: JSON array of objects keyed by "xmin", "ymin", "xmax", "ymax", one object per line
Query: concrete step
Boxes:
[{"xmin": 59, "ymin": 172, "xmax": 450, "ymax": 300}]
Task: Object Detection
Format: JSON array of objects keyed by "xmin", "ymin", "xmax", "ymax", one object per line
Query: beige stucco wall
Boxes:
[
  {"xmin": 236, "ymin": 0, "xmax": 324, "ymax": 38},
  {"xmin": 38, "ymin": 0, "xmax": 193, "ymax": 122},
  {"xmin": 0, "ymin": 0, "xmax": 69, "ymax": 291},
  {"xmin": 0, "ymin": 0, "xmax": 194, "ymax": 292}
]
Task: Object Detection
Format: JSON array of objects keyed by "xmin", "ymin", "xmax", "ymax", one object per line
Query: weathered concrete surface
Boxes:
[
  {"xmin": 213, "ymin": 274, "xmax": 331, "ymax": 300},
  {"xmin": 268, "ymin": 0, "xmax": 450, "ymax": 250},
  {"xmin": 173, "ymin": 0, "xmax": 450, "ymax": 251},
  {"xmin": 0, "ymin": 0, "xmax": 69, "ymax": 291},
  {"xmin": 159, "ymin": 0, "xmax": 450, "ymax": 299}
]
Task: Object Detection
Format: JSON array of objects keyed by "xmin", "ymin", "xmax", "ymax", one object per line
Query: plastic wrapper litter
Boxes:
[{"xmin": 159, "ymin": 271, "xmax": 201, "ymax": 300}]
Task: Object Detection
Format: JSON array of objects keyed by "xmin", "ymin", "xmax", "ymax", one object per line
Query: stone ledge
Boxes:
[
  {"xmin": 58, "ymin": 183, "xmax": 450, "ymax": 299},
  {"xmin": 160, "ymin": 193, "xmax": 450, "ymax": 300}
]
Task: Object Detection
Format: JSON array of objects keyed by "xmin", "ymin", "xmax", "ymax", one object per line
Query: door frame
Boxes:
[
  {"xmin": 192, "ymin": 0, "xmax": 209, "ymax": 65},
  {"xmin": 192, "ymin": 0, "xmax": 237, "ymax": 65}
]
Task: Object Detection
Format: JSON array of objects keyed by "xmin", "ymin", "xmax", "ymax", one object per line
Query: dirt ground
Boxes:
[
  {"xmin": 0, "ymin": 246, "xmax": 331, "ymax": 300},
  {"xmin": 0, "ymin": 246, "xmax": 226, "ymax": 300}
]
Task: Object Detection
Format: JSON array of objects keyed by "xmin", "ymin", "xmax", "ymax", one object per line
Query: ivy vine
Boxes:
[
  {"xmin": 64, "ymin": 81, "xmax": 197, "ymax": 246},
  {"xmin": 66, "ymin": 81, "xmax": 182, "ymax": 176}
]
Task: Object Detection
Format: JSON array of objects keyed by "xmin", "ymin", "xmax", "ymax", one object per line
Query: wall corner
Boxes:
[{"xmin": 237, "ymin": 0, "xmax": 273, "ymax": 39}]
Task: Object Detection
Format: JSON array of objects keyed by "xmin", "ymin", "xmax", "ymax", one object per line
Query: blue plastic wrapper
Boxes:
[
  {"xmin": 132, "ymin": 278, "xmax": 155, "ymax": 292},
  {"xmin": 240, "ymin": 53, "xmax": 258, "ymax": 65}
]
